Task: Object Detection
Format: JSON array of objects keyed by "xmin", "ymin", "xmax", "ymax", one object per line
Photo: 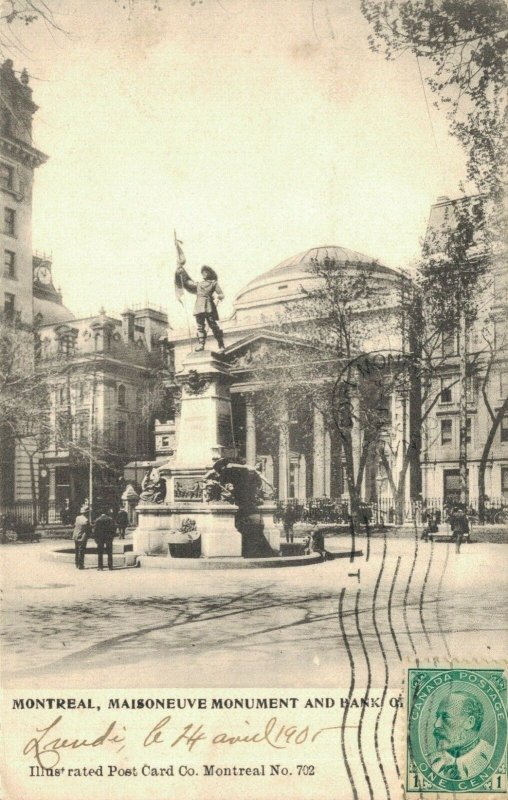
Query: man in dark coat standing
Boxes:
[
  {"xmin": 450, "ymin": 506, "xmax": 469, "ymax": 553},
  {"xmin": 72, "ymin": 507, "xmax": 90, "ymax": 570},
  {"xmin": 116, "ymin": 508, "xmax": 129, "ymax": 539},
  {"xmin": 176, "ymin": 264, "xmax": 225, "ymax": 352},
  {"xmin": 93, "ymin": 510, "xmax": 116, "ymax": 570}
]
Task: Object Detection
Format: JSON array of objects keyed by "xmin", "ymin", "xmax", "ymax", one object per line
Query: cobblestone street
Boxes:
[{"xmin": 1, "ymin": 535, "xmax": 507, "ymax": 690}]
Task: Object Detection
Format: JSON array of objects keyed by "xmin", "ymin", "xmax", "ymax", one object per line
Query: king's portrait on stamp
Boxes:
[{"xmin": 406, "ymin": 667, "xmax": 507, "ymax": 796}]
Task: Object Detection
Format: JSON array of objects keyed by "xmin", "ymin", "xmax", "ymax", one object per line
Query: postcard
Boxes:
[{"xmin": 1, "ymin": 1, "xmax": 507, "ymax": 798}]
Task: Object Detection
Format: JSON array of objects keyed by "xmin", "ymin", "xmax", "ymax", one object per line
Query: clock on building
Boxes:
[{"xmin": 35, "ymin": 261, "xmax": 52, "ymax": 285}]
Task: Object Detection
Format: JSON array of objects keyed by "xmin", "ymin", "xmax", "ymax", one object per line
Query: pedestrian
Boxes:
[
  {"xmin": 421, "ymin": 511, "xmax": 438, "ymax": 542},
  {"xmin": 311, "ymin": 528, "xmax": 328, "ymax": 560},
  {"xmin": 93, "ymin": 509, "xmax": 116, "ymax": 571},
  {"xmin": 283, "ymin": 503, "xmax": 296, "ymax": 543},
  {"xmin": 116, "ymin": 508, "xmax": 129, "ymax": 539},
  {"xmin": 450, "ymin": 506, "xmax": 469, "ymax": 554},
  {"xmin": 72, "ymin": 507, "xmax": 90, "ymax": 570}
]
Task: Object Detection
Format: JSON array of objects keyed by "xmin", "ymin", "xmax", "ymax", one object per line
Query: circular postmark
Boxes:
[
  {"xmin": 331, "ymin": 349, "xmax": 415, "ymax": 442},
  {"xmin": 408, "ymin": 669, "xmax": 507, "ymax": 793}
]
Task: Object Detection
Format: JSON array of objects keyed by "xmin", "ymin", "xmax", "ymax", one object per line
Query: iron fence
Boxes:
[
  {"xmin": 0, "ymin": 500, "xmax": 69, "ymax": 528},
  {"xmin": 274, "ymin": 497, "xmax": 508, "ymax": 526}
]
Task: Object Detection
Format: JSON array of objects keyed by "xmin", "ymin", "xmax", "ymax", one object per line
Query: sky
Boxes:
[{"xmin": 6, "ymin": 0, "xmax": 467, "ymax": 324}]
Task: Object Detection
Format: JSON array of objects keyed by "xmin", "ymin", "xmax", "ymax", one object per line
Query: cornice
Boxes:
[{"xmin": 0, "ymin": 135, "xmax": 48, "ymax": 169}]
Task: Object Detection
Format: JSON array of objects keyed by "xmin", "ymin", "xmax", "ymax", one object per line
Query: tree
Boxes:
[
  {"xmin": 0, "ymin": 317, "xmax": 48, "ymax": 519},
  {"xmin": 0, "ymin": 0, "xmax": 162, "ymax": 59},
  {"xmin": 246, "ymin": 256, "xmax": 397, "ymax": 522},
  {"xmin": 476, "ymin": 312, "xmax": 508, "ymax": 519},
  {"xmin": 361, "ymin": 0, "xmax": 508, "ymax": 200},
  {"xmin": 0, "ymin": 317, "xmax": 122, "ymax": 522},
  {"xmin": 362, "ymin": 2, "xmax": 507, "ymax": 510}
]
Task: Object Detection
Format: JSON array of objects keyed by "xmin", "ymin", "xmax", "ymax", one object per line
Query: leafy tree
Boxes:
[
  {"xmin": 0, "ymin": 317, "xmax": 122, "ymax": 521},
  {"xmin": 476, "ymin": 309, "xmax": 508, "ymax": 519},
  {"xmin": 418, "ymin": 195, "xmax": 491, "ymax": 505},
  {"xmin": 245, "ymin": 256, "xmax": 398, "ymax": 522},
  {"xmin": 361, "ymin": 0, "xmax": 508, "ymax": 199}
]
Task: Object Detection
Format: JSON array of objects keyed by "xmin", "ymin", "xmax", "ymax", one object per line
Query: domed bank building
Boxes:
[{"xmin": 160, "ymin": 245, "xmax": 419, "ymax": 510}]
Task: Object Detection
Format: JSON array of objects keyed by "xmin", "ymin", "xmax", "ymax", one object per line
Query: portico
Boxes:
[{"xmin": 159, "ymin": 245, "xmax": 413, "ymax": 507}]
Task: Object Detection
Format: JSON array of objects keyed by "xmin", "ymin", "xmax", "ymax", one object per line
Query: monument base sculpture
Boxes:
[
  {"xmin": 133, "ymin": 501, "xmax": 280, "ymax": 559},
  {"xmin": 130, "ymin": 349, "xmax": 332, "ymax": 568}
]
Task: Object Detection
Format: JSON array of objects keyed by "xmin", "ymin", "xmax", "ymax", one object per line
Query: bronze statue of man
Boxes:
[{"xmin": 176, "ymin": 264, "xmax": 225, "ymax": 352}]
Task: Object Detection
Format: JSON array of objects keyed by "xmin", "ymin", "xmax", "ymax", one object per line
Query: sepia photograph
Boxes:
[{"xmin": 0, "ymin": 1, "xmax": 507, "ymax": 798}]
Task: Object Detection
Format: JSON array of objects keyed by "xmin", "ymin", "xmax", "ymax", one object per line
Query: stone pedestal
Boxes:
[
  {"xmin": 133, "ymin": 503, "xmax": 174, "ymax": 555},
  {"xmin": 259, "ymin": 504, "xmax": 281, "ymax": 553},
  {"xmin": 133, "ymin": 351, "xmax": 279, "ymax": 563},
  {"xmin": 174, "ymin": 350, "xmax": 235, "ymax": 469},
  {"xmin": 133, "ymin": 501, "xmax": 243, "ymax": 558}
]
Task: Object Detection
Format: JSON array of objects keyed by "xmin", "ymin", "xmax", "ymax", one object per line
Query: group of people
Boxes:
[
  {"xmin": 422, "ymin": 506, "xmax": 470, "ymax": 552},
  {"xmin": 72, "ymin": 507, "xmax": 129, "ymax": 570}
]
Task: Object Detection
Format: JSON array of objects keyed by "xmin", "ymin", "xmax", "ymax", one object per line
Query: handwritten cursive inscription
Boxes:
[
  {"xmin": 23, "ymin": 716, "xmax": 126, "ymax": 769},
  {"xmin": 23, "ymin": 714, "xmax": 340, "ymax": 768}
]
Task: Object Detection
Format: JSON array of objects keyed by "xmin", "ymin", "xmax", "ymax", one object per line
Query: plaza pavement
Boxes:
[{"xmin": 1, "ymin": 534, "xmax": 506, "ymax": 690}]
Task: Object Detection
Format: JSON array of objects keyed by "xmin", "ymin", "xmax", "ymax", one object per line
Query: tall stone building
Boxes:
[
  {"xmin": 1, "ymin": 59, "xmax": 47, "ymax": 504},
  {"xmin": 1, "ymin": 60, "xmax": 170, "ymax": 518},
  {"xmin": 420, "ymin": 196, "xmax": 508, "ymax": 506},
  {"xmin": 35, "ymin": 304, "xmax": 169, "ymax": 518}
]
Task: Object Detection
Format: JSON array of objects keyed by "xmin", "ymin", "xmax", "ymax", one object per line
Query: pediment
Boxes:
[{"xmin": 225, "ymin": 329, "xmax": 317, "ymax": 371}]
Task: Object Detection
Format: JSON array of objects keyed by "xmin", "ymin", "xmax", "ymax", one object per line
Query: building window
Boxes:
[
  {"xmin": 78, "ymin": 383, "xmax": 88, "ymax": 403},
  {"xmin": 501, "ymin": 372, "xmax": 508, "ymax": 399},
  {"xmin": 460, "ymin": 417, "xmax": 472, "ymax": 445},
  {"xmin": 4, "ymin": 207, "xmax": 15, "ymax": 236},
  {"xmin": 58, "ymin": 335, "xmax": 75, "ymax": 356},
  {"xmin": 440, "ymin": 377, "xmax": 453, "ymax": 404},
  {"xmin": 118, "ymin": 421, "xmax": 127, "ymax": 450},
  {"xmin": 501, "ymin": 413, "xmax": 508, "ymax": 443},
  {"xmin": 136, "ymin": 425, "xmax": 146, "ymax": 453},
  {"xmin": 441, "ymin": 419, "xmax": 452, "ymax": 445},
  {"xmin": 56, "ymin": 412, "xmax": 71, "ymax": 448},
  {"xmin": 75, "ymin": 415, "xmax": 87, "ymax": 443},
  {"xmin": 161, "ymin": 435, "xmax": 170, "ymax": 448},
  {"xmin": 0, "ymin": 163, "xmax": 14, "ymax": 190},
  {"xmin": 3, "ymin": 292, "xmax": 15, "ymax": 319},
  {"xmin": 466, "ymin": 375, "xmax": 477, "ymax": 401},
  {"xmin": 118, "ymin": 384, "xmax": 126, "ymax": 407},
  {"xmin": 4, "ymin": 250, "xmax": 15, "ymax": 278},
  {"xmin": 494, "ymin": 317, "xmax": 507, "ymax": 350},
  {"xmin": 442, "ymin": 331, "xmax": 458, "ymax": 357},
  {"xmin": 502, "ymin": 467, "xmax": 508, "ymax": 499}
]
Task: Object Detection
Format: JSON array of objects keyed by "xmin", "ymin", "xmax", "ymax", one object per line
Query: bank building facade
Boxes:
[{"xmin": 158, "ymin": 245, "xmax": 417, "ymax": 508}]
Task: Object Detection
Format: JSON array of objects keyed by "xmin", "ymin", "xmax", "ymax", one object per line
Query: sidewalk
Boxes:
[{"xmin": 1, "ymin": 537, "xmax": 506, "ymax": 690}]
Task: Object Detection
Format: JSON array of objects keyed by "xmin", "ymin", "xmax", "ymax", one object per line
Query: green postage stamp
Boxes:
[{"xmin": 406, "ymin": 665, "xmax": 507, "ymax": 796}]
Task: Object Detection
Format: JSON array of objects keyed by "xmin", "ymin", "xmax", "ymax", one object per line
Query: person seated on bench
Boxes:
[
  {"xmin": 421, "ymin": 511, "xmax": 439, "ymax": 541},
  {"xmin": 304, "ymin": 528, "xmax": 328, "ymax": 559}
]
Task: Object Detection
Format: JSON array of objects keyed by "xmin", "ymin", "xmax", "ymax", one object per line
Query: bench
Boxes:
[{"xmin": 426, "ymin": 524, "xmax": 470, "ymax": 543}]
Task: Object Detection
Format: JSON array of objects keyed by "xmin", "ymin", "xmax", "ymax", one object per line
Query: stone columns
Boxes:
[
  {"xmin": 245, "ymin": 395, "xmax": 256, "ymax": 466},
  {"xmin": 298, "ymin": 454, "xmax": 307, "ymax": 499},
  {"xmin": 49, "ymin": 465, "xmax": 56, "ymax": 504},
  {"xmin": 324, "ymin": 430, "xmax": 331, "ymax": 497},
  {"xmin": 278, "ymin": 397, "xmax": 289, "ymax": 500},
  {"xmin": 351, "ymin": 394, "xmax": 363, "ymax": 497},
  {"xmin": 313, "ymin": 406, "xmax": 325, "ymax": 497}
]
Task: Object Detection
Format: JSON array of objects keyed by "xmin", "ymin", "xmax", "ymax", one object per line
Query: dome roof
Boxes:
[
  {"xmin": 234, "ymin": 245, "xmax": 398, "ymax": 309},
  {"xmin": 34, "ymin": 296, "xmax": 75, "ymax": 325}
]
